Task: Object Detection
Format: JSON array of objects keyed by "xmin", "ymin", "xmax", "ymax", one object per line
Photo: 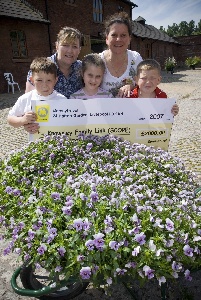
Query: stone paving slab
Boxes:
[{"xmin": 0, "ymin": 69, "xmax": 201, "ymax": 299}]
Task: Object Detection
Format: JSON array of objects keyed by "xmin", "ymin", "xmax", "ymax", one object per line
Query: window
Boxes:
[
  {"xmin": 10, "ymin": 31, "xmax": 28, "ymax": 58},
  {"xmin": 93, "ymin": 0, "xmax": 103, "ymax": 23}
]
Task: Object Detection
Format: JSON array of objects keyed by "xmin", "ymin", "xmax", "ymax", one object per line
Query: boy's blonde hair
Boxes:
[
  {"xmin": 57, "ymin": 26, "xmax": 82, "ymax": 46},
  {"xmin": 136, "ymin": 59, "xmax": 161, "ymax": 76},
  {"xmin": 30, "ymin": 57, "xmax": 57, "ymax": 77}
]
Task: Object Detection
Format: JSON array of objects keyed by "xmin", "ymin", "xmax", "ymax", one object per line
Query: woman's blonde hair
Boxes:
[{"xmin": 57, "ymin": 27, "xmax": 82, "ymax": 46}]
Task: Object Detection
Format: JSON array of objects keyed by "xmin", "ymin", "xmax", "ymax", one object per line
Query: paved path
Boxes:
[{"xmin": 0, "ymin": 69, "xmax": 201, "ymax": 299}]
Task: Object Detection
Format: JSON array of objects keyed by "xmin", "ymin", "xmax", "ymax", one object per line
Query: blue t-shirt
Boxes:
[{"xmin": 27, "ymin": 53, "xmax": 83, "ymax": 98}]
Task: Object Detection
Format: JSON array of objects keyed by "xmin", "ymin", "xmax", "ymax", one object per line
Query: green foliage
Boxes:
[
  {"xmin": 159, "ymin": 19, "xmax": 201, "ymax": 37},
  {"xmin": 185, "ymin": 56, "xmax": 201, "ymax": 68},
  {"xmin": 164, "ymin": 57, "xmax": 177, "ymax": 71}
]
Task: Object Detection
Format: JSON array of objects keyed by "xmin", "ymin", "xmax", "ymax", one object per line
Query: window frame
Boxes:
[
  {"xmin": 93, "ymin": 0, "xmax": 103, "ymax": 23},
  {"xmin": 10, "ymin": 30, "xmax": 28, "ymax": 59}
]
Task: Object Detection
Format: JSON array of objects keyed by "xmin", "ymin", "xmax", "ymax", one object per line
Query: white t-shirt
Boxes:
[
  {"xmin": 8, "ymin": 90, "xmax": 67, "ymax": 117},
  {"xmin": 99, "ymin": 49, "xmax": 143, "ymax": 97}
]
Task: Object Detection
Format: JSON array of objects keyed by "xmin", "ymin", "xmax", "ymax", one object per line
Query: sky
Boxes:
[{"xmin": 132, "ymin": 0, "xmax": 201, "ymax": 30}]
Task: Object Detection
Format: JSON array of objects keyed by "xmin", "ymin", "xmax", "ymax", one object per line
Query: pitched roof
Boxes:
[
  {"xmin": 132, "ymin": 17, "xmax": 179, "ymax": 44},
  {"xmin": 120, "ymin": 0, "xmax": 138, "ymax": 6},
  {"xmin": 0, "ymin": 0, "xmax": 50, "ymax": 24}
]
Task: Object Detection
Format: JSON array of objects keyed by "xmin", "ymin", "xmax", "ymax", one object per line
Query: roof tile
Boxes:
[
  {"xmin": 0, "ymin": 0, "xmax": 50, "ymax": 23},
  {"xmin": 132, "ymin": 19, "xmax": 178, "ymax": 44}
]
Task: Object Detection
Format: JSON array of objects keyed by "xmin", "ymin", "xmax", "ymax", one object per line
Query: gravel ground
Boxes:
[{"xmin": 0, "ymin": 68, "xmax": 201, "ymax": 300}]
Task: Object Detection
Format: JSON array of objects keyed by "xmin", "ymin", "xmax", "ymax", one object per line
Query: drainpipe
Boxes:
[{"xmin": 45, "ymin": 0, "xmax": 52, "ymax": 54}]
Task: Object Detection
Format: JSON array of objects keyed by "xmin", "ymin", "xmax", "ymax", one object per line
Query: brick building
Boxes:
[
  {"xmin": 0, "ymin": 0, "xmax": 200, "ymax": 94},
  {"xmin": 0, "ymin": 0, "xmax": 135, "ymax": 93},
  {"xmin": 174, "ymin": 34, "xmax": 201, "ymax": 65},
  {"xmin": 131, "ymin": 16, "xmax": 180, "ymax": 68}
]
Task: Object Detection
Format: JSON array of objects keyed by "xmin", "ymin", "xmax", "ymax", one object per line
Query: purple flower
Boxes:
[
  {"xmin": 5, "ymin": 186, "xmax": 13, "ymax": 194},
  {"xmin": 90, "ymin": 191, "xmax": 99, "ymax": 202},
  {"xmin": 91, "ymin": 211, "xmax": 97, "ymax": 218},
  {"xmin": 66, "ymin": 195, "xmax": 72, "ymax": 201},
  {"xmin": 28, "ymin": 229, "xmax": 35, "ymax": 240},
  {"xmin": 49, "ymin": 153, "xmax": 55, "ymax": 159},
  {"xmin": 18, "ymin": 222, "xmax": 25, "ymax": 230},
  {"xmin": 129, "ymin": 227, "xmax": 140, "ymax": 235},
  {"xmin": 3, "ymin": 247, "xmax": 11, "ymax": 255},
  {"xmin": 143, "ymin": 265, "xmax": 155, "ymax": 279},
  {"xmin": 51, "ymin": 192, "xmax": 60, "ymax": 200},
  {"xmin": 46, "ymin": 218, "xmax": 53, "ymax": 227},
  {"xmin": 92, "ymin": 265, "xmax": 99, "ymax": 274},
  {"xmin": 86, "ymin": 143, "xmax": 93, "ymax": 151},
  {"xmin": 80, "ymin": 193, "xmax": 88, "ymax": 201},
  {"xmin": 13, "ymin": 189, "xmax": 21, "ymax": 196},
  {"xmin": 172, "ymin": 261, "xmax": 183, "ymax": 272},
  {"xmin": 132, "ymin": 246, "xmax": 141, "ymax": 256},
  {"xmin": 183, "ymin": 245, "xmax": 193, "ymax": 257},
  {"xmin": 125, "ymin": 262, "xmax": 137, "ymax": 268},
  {"xmin": 80, "ymin": 266, "xmax": 91, "ymax": 279},
  {"xmin": 82, "ymin": 218, "xmax": 91, "ymax": 231},
  {"xmin": 134, "ymin": 232, "xmax": 146, "ymax": 245},
  {"xmin": 73, "ymin": 219, "xmax": 83, "ymax": 231},
  {"xmin": 24, "ymin": 253, "xmax": 31, "ymax": 261},
  {"xmin": 46, "ymin": 234, "xmax": 55, "ymax": 244},
  {"xmin": 106, "ymin": 277, "xmax": 113, "ymax": 285},
  {"xmin": 104, "ymin": 215, "xmax": 113, "ymax": 225},
  {"xmin": 58, "ymin": 246, "xmax": 66, "ymax": 256},
  {"xmin": 62, "ymin": 206, "xmax": 72, "ymax": 216},
  {"xmin": 109, "ymin": 241, "xmax": 120, "ymax": 251},
  {"xmin": 65, "ymin": 199, "xmax": 73, "ymax": 207},
  {"xmin": 77, "ymin": 255, "xmax": 85, "ymax": 262},
  {"xmin": 55, "ymin": 266, "xmax": 63, "ymax": 272},
  {"xmin": 184, "ymin": 269, "xmax": 192, "ymax": 281},
  {"xmin": 48, "ymin": 227, "xmax": 57, "ymax": 236},
  {"xmin": 15, "ymin": 248, "xmax": 21, "ymax": 254},
  {"xmin": 131, "ymin": 213, "xmax": 140, "ymax": 225},
  {"xmin": 0, "ymin": 216, "xmax": 5, "ymax": 224},
  {"xmin": 35, "ymin": 263, "xmax": 41, "ymax": 269},
  {"xmin": 165, "ymin": 218, "xmax": 174, "ymax": 232},
  {"xmin": 158, "ymin": 276, "xmax": 166, "ymax": 286},
  {"xmin": 37, "ymin": 244, "xmax": 47, "ymax": 255},
  {"xmin": 85, "ymin": 240, "xmax": 94, "ymax": 251},
  {"xmin": 116, "ymin": 268, "xmax": 127, "ymax": 275},
  {"xmin": 93, "ymin": 233, "xmax": 105, "ymax": 249}
]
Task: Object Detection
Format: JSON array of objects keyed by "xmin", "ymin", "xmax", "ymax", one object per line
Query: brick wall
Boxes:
[
  {"xmin": 131, "ymin": 36, "xmax": 180, "ymax": 68},
  {"xmin": 0, "ymin": 0, "xmax": 133, "ymax": 93},
  {"xmin": 27, "ymin": 0, "xmax": 131, "ymax": 51},
  {"xmin": 0, "ymin": 18, "xmax": 50, "ymax": 93},
  {"xmin": 174, "ymin": 35, "xmax": 201, "ymax": 63}
]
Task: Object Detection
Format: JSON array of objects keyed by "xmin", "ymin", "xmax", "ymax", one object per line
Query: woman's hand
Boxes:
[
  {"xmin": 24, "ymin": 122, "xmax": 40, "ymax": 134},
  {"xmin": 171, "ymin": 104, "xmax": 179, "ymax": 116},
  {"xmin": 117, "ymin": 84, "xmax": 133, "ymax": 98}
]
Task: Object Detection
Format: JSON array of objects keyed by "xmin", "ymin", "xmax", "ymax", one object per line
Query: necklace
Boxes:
[{"xmin": 107, "ymin": 51, "xmax": 128, "ymax": 78}]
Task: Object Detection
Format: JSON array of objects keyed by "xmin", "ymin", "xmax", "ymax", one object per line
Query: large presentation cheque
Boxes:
[{"xmin": 31, "ymin": 98, "xmax": 176, "ymax": 150}]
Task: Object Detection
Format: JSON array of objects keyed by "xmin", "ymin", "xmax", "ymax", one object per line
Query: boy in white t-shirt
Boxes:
[{"xmin": 7, "ymin": 57, "xmax": 67, "ymax": 134}]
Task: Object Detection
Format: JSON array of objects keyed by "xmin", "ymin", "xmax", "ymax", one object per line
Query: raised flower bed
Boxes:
[{"xmin": 0, "ymin": 134, "xmax": 200, "ymax": 298}]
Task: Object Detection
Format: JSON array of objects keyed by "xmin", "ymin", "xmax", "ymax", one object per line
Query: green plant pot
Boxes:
[
  {"xmin": 190, "ymin": 65, "xmax": 196, "ymax": 70},
  {"xmin": 166, "ymin": 67, "xmax": 174, "ymax": 74}
]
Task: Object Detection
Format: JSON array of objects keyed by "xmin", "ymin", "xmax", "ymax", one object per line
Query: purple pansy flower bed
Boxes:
[{"xmin": 0, "ymin": 134, "xmax": 201, "ymax": 290}]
